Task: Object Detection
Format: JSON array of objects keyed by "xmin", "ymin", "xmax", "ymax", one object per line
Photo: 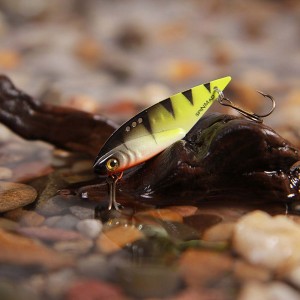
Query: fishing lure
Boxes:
[{"xmin": 94, "ymin": 76, "xmax": 233, "ymax": 209}]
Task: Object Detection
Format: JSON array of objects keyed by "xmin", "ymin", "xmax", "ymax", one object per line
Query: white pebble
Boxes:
[{"xmin": 76, "ymin": 219, "xmax": 102, "ymax": 239}]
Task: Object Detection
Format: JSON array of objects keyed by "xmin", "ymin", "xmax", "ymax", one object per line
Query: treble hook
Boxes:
[
  {"xmin": 215, "ymin": 88, "xmax": 275, "ymax": 123},
  {"xmin": 106, "ymin": 172, "xmax": 123, "ymax": 210}
]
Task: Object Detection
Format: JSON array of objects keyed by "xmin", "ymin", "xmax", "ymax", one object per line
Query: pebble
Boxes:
[
  {"xmin": 76, "ymin": 219, "xmax": 102, "ymax": 239},
  {"xmin": 18, "ymin": 226, "xmax": 83, "ymax": 242},
  {"xmin": 54, "ymin": 239, "xmax": 94, "ymax": 255},
  {"xmin": 0, "ymin": 181, "xmax": 37, "ymax": 213},
  {"xmin": 97, "ymin": 225, "xmax": 144, "ymax": 254},
  {"xmin": 0, "ymin": 167, "xmax": 13, "ymax": 180},
  {"xmin": 239, "ymin": 281, "xmax": 300, "ymax": 300},
  {"xmin": 37, "ymin": 195, "xmax": 80, "ymax": 216},
  {"xmin": 0, "ymin": 229, "xmax": 73, "ymax": 269},
  {"xmin": 20, "ymin": 211, "xmax": 45, "ymax": 227},
  {"xmin": 0, "ymin": 49, "xmax": 21, "ymax": 70},
  {"xmin": 234, "ymin": 260, "xmax": 272, "ymax": 282},
  {"xmin": 0, "ymin": 217, "xmax": 19, "ymax": 231},
  {"xmin": 44, "ymin": 215, "xmax": 63, "ymax": 227},
  {"xmin": 65, "ymin": 280, "xmax": 126, "ymax": 300},
  {"xmin": 77, "ymin": 255, "xmax": 109, "ymax": 279},
  {"xmin": 51, "ymin": 214, "xmax": 79, "ymax": 230},
  {"xmin": 183, "ymin": 214, "xmax": 223, "ymax": 235},
  {"xmin": 179, "ymin": 250, "xmax": 233, "ymax": 288},
  {"xmin": 134, "ymin": 208, "xmax": 183, "ymax": 223},
  {"xmin": 233, "ymin": 211, "xmax": 300, "ymax": 270},
  {"xmin": 168, "ymin": 206, "xmax": 198, "ymax": 218},
  {"xmin": 202, "ymin": 222, "xmax": 235, "ymax": 242},
  {"xmin": 69, "ymin": 205, "xmax": 94, "ymax": 220},
  {"xmin": 117, "ymin": 262, "xmax": 181, "ymax": 298}
]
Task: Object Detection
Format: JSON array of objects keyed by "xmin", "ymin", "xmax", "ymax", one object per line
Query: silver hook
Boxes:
[
  {"xmin": 214, "ymin": 88, "xmax": 275, "ymax": 123},
  {"xmin": 106, "ymin": 172, "xmax": 123, "ymax": 210}
]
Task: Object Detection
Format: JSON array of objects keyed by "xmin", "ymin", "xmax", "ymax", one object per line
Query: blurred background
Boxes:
[{"xmin": 0, "ymin": 0, "xmax": 299, "ymax": 141}]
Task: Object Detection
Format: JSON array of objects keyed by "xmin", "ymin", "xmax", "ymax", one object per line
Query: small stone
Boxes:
[
  {"xmin": 52, "ymin": 214, "xmax": 79, "ymax": 230},
  {"xmin": 37, "ymin": 195, "xmax": 80, "ymax": 216},
  {"xmin": 18, "ymin": 226, "xmax": 83, "ymax": 242},
  {"xmin": 69, "ymin": 205, "xmax": 94, "ymax": 220},
  {"xmin": 65, "ymin": 280, "xmax": 126, "ymax": 300},
  {"xmin": 0, "ymin": 229, "xmax": 73, "ymax": 269},
  {"xmin": 54, "ymin": 239, "xmax": 94, "ymax": 255},
  {"xmin": 76, "ymin": 219, "xmax": 102, "ymax": 239},
  {"xmin": 0, "ymin": 181, "xmax": 37, "ymax": 213},
  {"xmin": 0, "ymin": 167, "xmax": 13, "ymax": 180},
  {"xmin": 74, "ymin": 37, "xmax": 102, "ymax": 65},
  {"xmin": 97, "ymin": 225, "xmax": 144, "ymax": 254},
  {"xmin": 0, "ymin": 218, "xmax": 19, "ymax": 231},
  {"xmin": 45, "ymin": 269, "xmax": 77, "ymax": 299},
  {"xmin": 184, "ymin": 214, "xmax": 223, "ymax": 235},
  {"xmin": 77, "ymin": 255, "xmax": 108, "ymax": 279},
  {"xmin": 234, "ymin": 260, "xmax": 272, "ymax": 282},
  {"xmin": 134, "ymin": 208, "xmax": 183, "ymax": 223},
  {"xmin": 202, "ymin": 222, "xmax": 235, "ymax": 242},
  {"xmin": 44, "ymin": 215, "xmax": 63, "ymax": 227},
  {"xmin": 239, "ymin": 281, "xmax": 300, "ymax": 300},
  {"xmin": 64, "ymin": 95, "xmax": 99, "ymax": 114},
  {"xmin": 179, "ymin": 250, "xmax": 233, "ymax": 288},
  {"xmin": 168, "ymin": 206, "xmax": 198, "ymax": 218},
  {"xmin": 20, "ymin": 211, "xmax": 45, "ymax": 227},
  {"xmin": 117, "ymin": 262, "xmax": 180, "ymax": 298},
  {"xmin": 233, "ymin": 211, "xmax": 300, "ymax": 270}
]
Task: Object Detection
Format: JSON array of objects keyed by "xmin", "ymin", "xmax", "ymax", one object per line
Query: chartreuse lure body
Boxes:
[{"xmin": 94, "ymin": 76, "xmax": 231, "ymax": 176}]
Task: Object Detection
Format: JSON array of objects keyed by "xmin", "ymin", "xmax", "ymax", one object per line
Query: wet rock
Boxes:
[
  {"xmin": 234, "ymin": 260, "xmax": 272, "ymax": 282},
  {"xmin": 37, "ymin": 195, "xmax": 80, "ymax": 216},
  {"xmin": 51, "ymin": 214, "xmax": 79, "ymax": 230},
  {"xmin": 168, "ymin": 206, "xmax": 198, "ymax": 218},
  {"xmin": 233, "ymin": 211, "xmax": 300, "ymax": 270},
  {"xmin": 69, "ymin": 205, "xmax": 94, "ymax": 220},
  {"xmin": 53, "ymin": 238, "xmax": 94, "ymax": 255},
  {"xmin": 76, "ymin": 219, "xmax": 102, "ymax": 239},
  {"xmin": 239, "ymin": 281, "xmax": 300, "ymax": 300},
  {"xmin": 183, "ymin": 214, "xmax": 223, "ymax": 235},
  {"xmin": 134, "ymin": 208, "xmax": 183, "ymax": 223},
  {"xmin": 96, "ymin": 225, "xmax": 144, "ymax": 254},
  {"xmin": 202, "ymin": 222, "xmax": 235, "ymax": 242},
  {"xmin": 0, "ymin": 218, "xmax": 19, "ymax": 231},
  {"xmin": 44, "ymin": 269, "xmax": 77, "ymax": 300},
  {"xmin": 18, "ymin": 226, "xmax": 83, "ymax": 242},
  {"xmin": 0, "ymin": 229, "xmax": 73, "ymax": 269},
  {"xmin": 0, "ymin": 181, "xmax": 37, "ymax": 213},
  {"xmin": 116, "ymin": 261, "xmax": 181, "ymax": 298},
  {"xmin": 77, "ymin": 255, "xmax": 109, "ymax": 279},
  {"xmin": 44, "ymin": 215, "xmax": 63, "ymax": 227},
  {"xmin": 65, "ymin": 280, "xmax": 126, "ymax": 300},
  {"xmin": 178, "ymin": 250, "xmax": 233, "ymax": 288},
  {"xmin": 20, "ymin": 211, "xmax": 45, "ymax": 227},
  {"xmin": 159, "ymin": 221, "xmax": 200, "ymax": 241}
]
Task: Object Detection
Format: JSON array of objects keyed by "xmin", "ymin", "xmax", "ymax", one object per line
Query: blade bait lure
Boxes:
[{"xmin": 93, "ymin": 76, "xmax": 275, "ymax": 210}]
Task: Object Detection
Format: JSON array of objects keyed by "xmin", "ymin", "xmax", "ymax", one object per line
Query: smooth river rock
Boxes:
[{"xmin": 0, "ymin": 181, "xmax": 37, "ymax": 213}]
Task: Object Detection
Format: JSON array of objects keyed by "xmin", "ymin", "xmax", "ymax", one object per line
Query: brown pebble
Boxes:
[
  {"xmin": 20, "ymin": 211, "xmax": 45, "ymax": 227},
  {"xmin": 74, "ymin": 37, "xmax": 102, "ymax": 65},
  {"xmin": 0, "ymin": 49, "xmax": 21, "ymax": 69},
  {"xmin": 0, "ymin": 217, "xmax": 19, "ymax": 231},
  {"xmin": 96, "ymin": 225, "xmax": 144, "ymax": 254},
  {"xmin": 179, "ymin": 250, "xmax": 233, "ymax": 288},
  {"xmin": 183, "ymin": 214, "xmax": 222, "ymax": 235},
  {"xmin": 0, "ymin": 229, "xmax": 73, "ymax": 269},
  {"xmin": 134, "ymin": 208, "xmax": 183, "ymax": 223},
  {"xmin": 18, "ymin": 226, "xmax": 83, "ymax": 242},
  {"xmin": 66, "ymin": 280, "xmax": 126, "ymax": 300},
  {"xmin": 0, "ymin": 167, "xmax": 13, "ymax": 180},
  {"xmin": 168, "ymin": 206, "xmax": 198, "ymax": 218},
  {"xmin": 0, "ymin": 182, "xmax": 37, "ymax": 213},
  {"xmin": 234, "ymin": 260, "xmax": 272, "ymax": 282},
  {"xmin": 202, "ymin": 222, "xmax": 235, "ymax": 242}
]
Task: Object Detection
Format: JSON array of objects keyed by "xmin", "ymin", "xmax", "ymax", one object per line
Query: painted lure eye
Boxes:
[{"xmin": 106, "ymin": 158, "xmax": 119, "ymax": 172}]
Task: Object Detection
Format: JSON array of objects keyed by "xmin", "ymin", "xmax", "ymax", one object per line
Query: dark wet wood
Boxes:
[
  {"xmin": 0, "ymin": 75, "xmax": 299, "ymax": 205},
  {"xmin": 0, "ymin": 75, "xmax": 117, "ymax": 156}
]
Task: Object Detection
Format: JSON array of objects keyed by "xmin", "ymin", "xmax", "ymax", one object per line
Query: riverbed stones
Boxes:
[{"xmin": 0, "ymin": 181, "xmax": 37, "ymax": 213}]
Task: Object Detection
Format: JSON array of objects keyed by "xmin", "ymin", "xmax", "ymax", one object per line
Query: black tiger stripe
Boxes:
[
  {"xmin": 203, "ymin": 82, "xmax": 211, "ymax": 93},
  {"xmin": 182, "ymin": 89, "xmax": 193, "ymax": 105},
  {"xmin": 160, "ymin": 98, "xmax": 175, "ymax": 118}
]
